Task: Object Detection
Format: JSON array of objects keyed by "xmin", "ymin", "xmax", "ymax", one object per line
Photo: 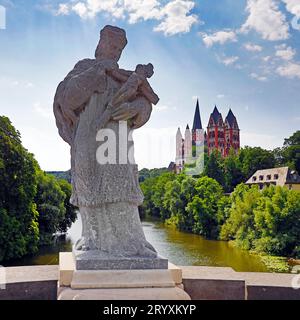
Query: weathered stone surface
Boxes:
[
  {"xmin": 71, "ymin": 269, "xmax": 175, "ymax": 289},
  {"xmin": 168, "ymin": 262, "xmax": 183, "ymax": 285},
  {"xmin": 74, "ymin": 250, "xmax": 168, "ymax": 270},
  {"xmin": 59, "ymin": 252, "xmax": 75, "ymax": 286},
  {"xmin": 58, "ymin": 287, "xmax": 191, "ymax": 300},
  {"xmin": 53, "ymin": 25, "xmax": 161, "ymax": 265},
  {"xmin": 181, "ymin": 266, "xmax": 245, "ymax": 300}
]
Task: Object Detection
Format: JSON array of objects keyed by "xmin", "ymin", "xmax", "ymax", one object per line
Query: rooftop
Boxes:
[{"xmin": 246, "ymin": 167, "xmax": 300, "ymax": 186}]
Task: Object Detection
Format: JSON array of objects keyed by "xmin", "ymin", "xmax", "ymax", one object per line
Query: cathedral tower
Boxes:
[
  {"xmin": 176, "ymin": 127, "xmax": 184, "ymax": 173},
  {"xmin": 207, "ymin": 106, "xmax": 225, "ymax": 156},
  {"xmin": 192, "ymin": 99, "xmax": 203, "ymax": 157},
  {"xmin": 184, "ymin": 124, "xmax": 192, "ymax": 164},
  {"xmin": 224, "ymin": 109, "xmax": 240, "ymax": 156}
]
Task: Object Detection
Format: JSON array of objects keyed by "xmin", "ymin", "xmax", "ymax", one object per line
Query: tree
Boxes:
[
  {"xmin": 35, "ymin": 171, "xmax": 66, "ymax": 245},
  {"xmin": 282, "ymin": 131, "xmax": 300, "ymax": 173},
  {"xmin": 139, "ymin": 167, "xmax": 169, "ymax": 183},
  {"xmin": 0, "ymin": 116, "xmax": 39, "ymax": 262},
  {"xmin": 163, "ymin": 176, "xmax": 196, "ymax": 231},
  {"xmin": 220, "ymin": 184, "xmax": 262, "ymax": 249},
  {"xmin": 151, "ymin": 172, "xmax": 176, "ymax": 220},
  {"xmin": 203, "ymin": 150, "xmax": 225, "ymax": 187},
  {"xmin": 224, "ymin": 149, "xmax": 244, "ymax": 192},
  {"xmin": 186, "ymin": 177, "xmax": 224, "ymax": 239},
  {"xmin": 220, "ymin": 183, "xmax": 300, "ymax": 258},
  {"xmin": 238, "ymin": 146, "xmax": 276, "ymax": 179},
  {"xmin": 57, "ymin": 179, "xmax": 77, "ymax": 232}
]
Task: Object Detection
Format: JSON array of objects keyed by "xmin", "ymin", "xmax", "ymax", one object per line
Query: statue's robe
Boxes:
[{"xmin": 53, "ymin": 59, "xmax": 147, "ymax": 208}]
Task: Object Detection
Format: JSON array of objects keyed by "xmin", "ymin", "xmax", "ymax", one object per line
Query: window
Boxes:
[
  {"xmin": 267, "ymin": 175, "xmax": 271, "ymax": 180},
  {"xmin": 274, "ymin": 174, "xmax": 279, "ymax": 180},
  {"xmin": 252, "ymin": 176, "xmax": 257, "ymax": 182},
  {"xmin": 259, "ymin": 175, "xmax": 264, "ymax": 181}
]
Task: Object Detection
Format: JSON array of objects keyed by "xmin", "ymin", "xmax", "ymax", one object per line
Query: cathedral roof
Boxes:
[
  {"xmin": 211, "ymin": 105, "xmax": 223, "ymax": 124},
  {"xmin": 225, "ymin": 109, "xmax": 239, "ymax": 129},
  {"xmin": 176, "ymin": 127, "xmax": 182, "ymax": 137},
  {"xmin": 192, "ymin": 99, "xmax": 202, "ymax": 130}
]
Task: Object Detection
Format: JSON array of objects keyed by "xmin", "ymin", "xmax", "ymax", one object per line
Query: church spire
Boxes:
[{"xmin": 192, "ymin": 99, "xmax": 202, "ymax": 130}]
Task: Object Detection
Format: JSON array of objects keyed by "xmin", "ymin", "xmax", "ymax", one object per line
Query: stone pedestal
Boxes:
[
  {"xmin": 74, "ymin": 250, "xmax": 168, "ymax": 270},
  {"xmin": 58, "ymin": 252, "xmax": 190, "ymax": 300}
]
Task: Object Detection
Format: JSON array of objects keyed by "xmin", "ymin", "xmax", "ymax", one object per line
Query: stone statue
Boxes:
[{"xmin": 53, "ymin": 25, "xmax": 165, "ymax": 269}]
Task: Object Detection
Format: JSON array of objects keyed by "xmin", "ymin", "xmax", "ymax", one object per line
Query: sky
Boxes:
[{"xmin": 0, "ymin": 0, "xmax": 299, "ymax": 170}]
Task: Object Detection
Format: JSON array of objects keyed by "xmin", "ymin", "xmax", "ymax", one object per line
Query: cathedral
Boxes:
[{"xmin": 175, "ymin": 100, "xmax": 240, "ymax": 173}]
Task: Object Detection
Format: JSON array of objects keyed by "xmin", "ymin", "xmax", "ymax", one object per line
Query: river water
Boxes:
[{"xmin": 4, "ymin": 215, "xmax": 271, "ymax": 272}]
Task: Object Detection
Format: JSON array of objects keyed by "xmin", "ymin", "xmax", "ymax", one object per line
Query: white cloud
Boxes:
[
  {"xmin": 244, "ymin": 42, "xmax": 262, "ymax": 52},
  {"xmin": 153, "ymin": 0, "xmax": 198, "ymax": 36},
  {"xmin": 217, "ymin": 55, "xmax": 239, "ymax": 66},
  {"xmin": 276, "ymin": 62, "xmax": 300, "ymax": 78},
  {"xmin": 217, "ymin": 94, "xmax": 225, "ymax": 99},
  {"xmin": 201, "ymin": 30, "xmax": 237, "ymax": 47},
  {"xmin": 262, "ymin": 56, "xmax": 271, "ymax": 62},
  {"xmin": 57, "ymin": 3, "xmax": 70, "ymax": 15},
  {"xmin": 72, "ymin": 2, "xmax": 88, "ymax": 18},
  {"xmin": 55, "ymin": 0, "xmax": 198, "ymax": 35},
  {"xmin": 282, "ymin": 0, "xmax": 300, "ymax": 18},
  {"xmin": 275, "ymin": 44, "xmax": 296, "ymax": 60},
  {"xmin": 241, "ymin": 0, "xmax": 289, "ymax": 41},
  {"xmin": 125, "ymin": 0, "xmax": 162, "ymax": 23},
  {"xmin": 250, "ymin": 72, "xmax": 268, "ymax": 81}
]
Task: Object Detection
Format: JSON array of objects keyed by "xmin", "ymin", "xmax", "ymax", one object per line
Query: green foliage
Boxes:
[
  {"xmin": 203, "ymin": 150, "xmax": 225, "ymax": 187},
  {"xmin": 47, "ymin": 171, "xmax": 71, "ymax": 183},
  {"xmin": 57, "ymin": 179, "xmax": 78, "ymax": 233},
  {"xmin": 0, "ymin": 116, "xmax": 77, "ymax": 262},
  {"xmin": 164, "ymin": 176, "xmax": 196, "ymax": 232},
  {"xmin": 35, "ymin": 171, "xmax": 66, "ymax": 245},
  {"xmin": 35, "ymin": 172, "xmax": 77, "ymax": 245},
  {"xmin": 221, "ymin": 184, "xmax": 300, "ymax": 258},
  {"xmin": 223, "ymin": 149, "xmax": 244, "ymax": 193},
  {"xmin": 186, "ymin": 177, "xmax": 224, "ymax": 238},
  {"xmin": 0, "ymin": 116, "xmax": 39, "ymax": 261},
  {"xmin": 282, "ymin": 131, "xmax": 300, "ymax": 173},
  {"xmin": 238, "ymin": 146, "xmax": 276, "ymax": 179},
  {"xmin": 138, "ymin": 167, "xmax": 169, "ymax": 183}
]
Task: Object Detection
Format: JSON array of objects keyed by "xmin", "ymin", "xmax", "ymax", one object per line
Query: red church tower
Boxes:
[
  {"xmin": 224, "ymin": 109, "xmax": 240, "ymax": 156},
  {"xmin": 207, "ymin": 106, "xmax": 225, "ymax": 156}
]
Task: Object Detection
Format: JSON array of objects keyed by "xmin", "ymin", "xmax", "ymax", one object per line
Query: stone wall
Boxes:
[{"xmin": 0, "ymin": 265, "xmax": 299, "ymax": 300}]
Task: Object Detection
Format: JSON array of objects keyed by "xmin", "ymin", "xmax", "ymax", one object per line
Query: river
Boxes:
[{"xmin": 4, "ymin": 215, "xmax": 271, "ymax": 272}]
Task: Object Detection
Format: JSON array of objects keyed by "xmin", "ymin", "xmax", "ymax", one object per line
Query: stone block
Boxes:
[
  {"xmin": 168, "ymin": 262, "xmax": 182, "ymax": 284},
  {"xmin": 58, "ymin": 287, "xmax": 191, "ymax": 300},
  {"xmin": 71, "ymin": 269, "xmax": 175, "ymax": 289},
  {"xmin": 74, "ymin": 250, "xmax": 168, "ymax": 270},
  {"xmin": 181, "ymin": 266, "xmax": 245, "ymax": 300},
  {"xmin": 59, "ymin": 252, "xmax": 75, "ymax": 287}
]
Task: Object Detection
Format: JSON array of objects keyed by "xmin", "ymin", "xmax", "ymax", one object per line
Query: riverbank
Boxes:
[{"xmin": 2, "ymin": 217, "xmax": 290, "ymax": 273}]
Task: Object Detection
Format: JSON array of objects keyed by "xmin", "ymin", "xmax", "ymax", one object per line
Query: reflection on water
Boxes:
[{"xmin": 4, "ymin": 214, "xmax": 270, "ymax": 272}]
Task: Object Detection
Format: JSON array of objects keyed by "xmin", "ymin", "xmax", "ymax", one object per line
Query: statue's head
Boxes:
[
  {"xmin": 135, "ymin": 63, "xmax": 154, "ymax": 79},
  {"xmin": 95, "ymin": 25, "xmax": 127, "ymax": 62}
]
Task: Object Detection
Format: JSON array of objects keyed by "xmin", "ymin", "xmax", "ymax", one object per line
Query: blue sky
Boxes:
[{"xmin": 0, "ymin": 0, "xmax": 299, "ymax": 170}]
